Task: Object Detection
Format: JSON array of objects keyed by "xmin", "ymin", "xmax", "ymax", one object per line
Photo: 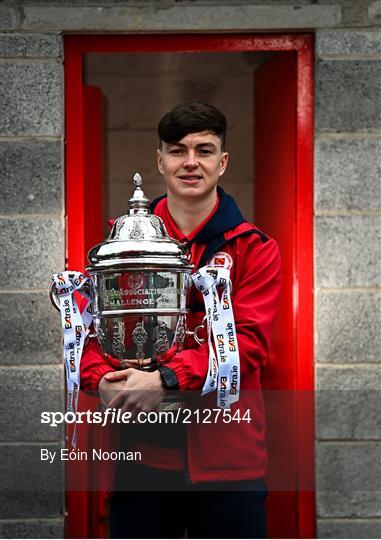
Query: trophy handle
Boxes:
[
  {"xmin": 49, "ymin": 280, "xmax": 61, "ymax": 311},
  {"xmin": 186, "ymin": 315, "xmax": 207, "ymax": 346}
]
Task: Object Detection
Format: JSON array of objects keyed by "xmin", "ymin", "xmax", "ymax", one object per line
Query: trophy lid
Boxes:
[{"xmin": 86, "ymin": 173, "xmax": 192, "ymax": 271}]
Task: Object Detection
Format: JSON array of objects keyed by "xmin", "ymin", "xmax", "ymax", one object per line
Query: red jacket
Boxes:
[{"xmin": 80, "ymin": 188, "xmax": 282, "ymax": 483}]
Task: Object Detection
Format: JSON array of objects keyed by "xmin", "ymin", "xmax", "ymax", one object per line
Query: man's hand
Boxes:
[
  {"xmin": 98, "ymin": 371, "xmax": 127, "ymax": 408},
  {"xmin": 119, "ymin": 358, "xmax": 152, "ymax": 369},
  {"xmin": 97, "ymin": 358, "xmax": 151, "ymax": 406},
  {"xmin": 98, "ymin": 368, "xmax": 165, "ymax": 417}
]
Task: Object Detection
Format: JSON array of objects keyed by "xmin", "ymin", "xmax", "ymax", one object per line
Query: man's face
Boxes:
[{"xmin": 157, "ymin": 131, "xmax": 229, "ymax": 200}]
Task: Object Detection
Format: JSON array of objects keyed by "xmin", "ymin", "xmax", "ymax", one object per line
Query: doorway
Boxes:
[
  {"xmin": 83, "ymin": 50, "xmax": 275, "ymax": 226},
  {"xmin": 65, "ymin": 34, "xmax": 314, "ymax": 539}
]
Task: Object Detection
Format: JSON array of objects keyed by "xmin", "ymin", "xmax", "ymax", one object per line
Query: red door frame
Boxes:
[{"xmin": 64, "ymin": 33, "xmax": 314, "ymax": 538}]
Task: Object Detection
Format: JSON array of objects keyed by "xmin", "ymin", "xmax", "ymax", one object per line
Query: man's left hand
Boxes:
[{"xmin": 104, "ymin": 369, "xmax": 165, "ymax": 417}]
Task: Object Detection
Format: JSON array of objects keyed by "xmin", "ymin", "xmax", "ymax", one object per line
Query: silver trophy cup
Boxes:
[{"xmin": 51, "ymin": 173, "xmax": 204, "ymax": 372}]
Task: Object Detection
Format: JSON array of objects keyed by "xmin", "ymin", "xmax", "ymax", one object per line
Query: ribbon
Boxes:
[
  {"xmin": 52, "ymin": 271, "xmax": 93, "ymax": 446},
  {"xmin": 192, "ymin": 266, "xmax": 240, "ymax": 409}
]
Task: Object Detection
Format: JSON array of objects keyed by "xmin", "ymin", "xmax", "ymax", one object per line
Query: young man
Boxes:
[{"xmin": 81, "ymin": 102, "xmax": 282, "ymax": 538}]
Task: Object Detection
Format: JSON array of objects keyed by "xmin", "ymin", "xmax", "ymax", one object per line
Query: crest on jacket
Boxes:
[{"xmin": 208, "ymin": 251, "xmax": 233, "ymax": 270}]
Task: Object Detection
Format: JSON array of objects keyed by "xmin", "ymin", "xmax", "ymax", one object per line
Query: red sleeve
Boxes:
[
  {"xmin": 80, "ymin": 337, "xmax": 115, "ymax": 394},
  {"xmin": 165, "ymin": 237, "xmax": 282, "ymax": 390}
]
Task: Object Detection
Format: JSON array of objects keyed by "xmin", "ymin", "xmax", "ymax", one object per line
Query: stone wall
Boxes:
[
  {"xmin": 315, "ymin": 27, "xmax": 381, "ymax": 538},
  {"xmin": 0, "ymin": 21, "xmax": 65, "ymax": 539},
  {"xmin": 0, "ymin": 1, "xmax": 380, "ymax": 538}
]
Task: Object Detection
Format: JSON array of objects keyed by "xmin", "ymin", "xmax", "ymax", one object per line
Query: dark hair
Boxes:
[{"xmin": 158, "ymin": 101, "xmax": 227, "ymax": 150}]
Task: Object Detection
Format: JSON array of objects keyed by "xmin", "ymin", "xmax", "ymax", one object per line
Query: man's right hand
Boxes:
[
  {"xmin": 97, "ymin": 358, "xmax": 152, "ymax": 407},
  {"xmin": 98, "ymin": 372, "xmax": 126, "ymax": 408}
]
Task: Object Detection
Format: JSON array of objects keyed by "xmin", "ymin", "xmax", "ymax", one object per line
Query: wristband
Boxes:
[{"xmin": 158, "ymin": 365, "xmax": 179, "ymax": 390}]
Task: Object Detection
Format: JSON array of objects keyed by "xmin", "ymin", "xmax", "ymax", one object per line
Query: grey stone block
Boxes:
[
  {"xmin": 316, "ymin": 60, "xmax": 381, "ymax": 131},
  {"xmin": 0, "ymin": 366, "xmax": 64, "ymax": 442},
  {"xmin": 21, "ymin": 4, "xmax": 341, "ymax": 31},
  {"xmin": 0, "ymin": 140, "xmax": 63, "ymax": 214},
  {"xmin": 0, "ymin": 33, "xmax": 62, "ymax": 58},
  {"xmin": 315, "ymin": 216, "xmax": 381, "ymax": 287},
  {"xmin": 316, "ymin": 367, "xmax": 381, "ymax": 440},
  {"xmin": 340, "ymin": 1, "xmax": 377, "ymax": 27},
  {"xmin": 315, "ymin": 137, "xmax": 381, "ymax": 211},
  {"xmin": 0, "ymin": 217, "xmax": 64, "ymax": 290},
  {"xmin": 317, "ymin": 366, "xmax": 381, "ymax": 390},
  {"xmin": 0, "ymin": 444, "xmax": 64, "ymax": 518},
  {"xmin": 316, "ymin": 442, "xmax": 381, "ymax": 517},
  {"xmin": 0, "ymin": 519, "xmax": 64, "ymax": 539},
  {"xmin": 316, "ymin": 389, "xmax": 381, "ymax": 440},
  {"xmin": 0, "ymin": 293, "xmax": 62, "ymax": 365},
  {"xmin": 0, "ymin": 8, "xmax": 17, "ymax": 31},
  {"xmin": 318, "ymin": 488, "xmax": 381, "ymax": 519},
  {"xmin": 369, "ymin": 1, "xmax": 381, "ymax": 25},
  {"xmin": 0, "ymin": 61, "xmax": 63, "ymax": 136},
  {"xmin": 316, "ymin": 30, "xmax": 381, "ymax": 57},
  {"xmin": 316, "ymin": 291, "xmax": 381, "ymax": 363},
  {"xmin": 318, "ymin": 519, "xmax": 381, "ymax": 539}
]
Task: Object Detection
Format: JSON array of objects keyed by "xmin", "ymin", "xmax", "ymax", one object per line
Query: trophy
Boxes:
[
  {"xmin": 50, "ymin": 173, "xmax": 241, "ymax": 419},
  {"xmin": 50, "ymin": 173, "xmax": 205, "ymax": 372}
]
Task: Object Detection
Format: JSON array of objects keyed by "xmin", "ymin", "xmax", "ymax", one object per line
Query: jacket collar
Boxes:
[{"xmin": 149, "ymin": 186, "xmax": 246, "ymax": 245}]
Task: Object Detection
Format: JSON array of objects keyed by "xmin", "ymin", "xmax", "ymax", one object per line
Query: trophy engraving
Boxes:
[
  {"xmin": 173, "ymin": 315, "xmax": 186, "ymax": 351},
  {"xmin": 128, "ymin": 272, "xmax": 145, "ymax": 290},
  {"xmin": 113, "ymin": 217, "xmax": 126, "ymax": 240},
  {"xmin": 130, "ymin": 220, "xmax": 144, "ymax": 240},
  {"xmin": 132, "ymin": 321, "xmax": 148, "ymax": 360},
  {"xmin": 155, "ymin": 322, "xmax": 170, "ymax": 354},
  {"xmin": 112, "ymin": 320, "xmax": 126, "ymax": 359},
  {"xmin": 104, "ymin": 288, "xmax": 122, "ymax": 308},
  {"xmin": 96, "ymin": 327, "xmax": 107, "ymax": 347},
  {"xmin": 150, "ymin": 215, "xmax": 163, "ymax": 236}
]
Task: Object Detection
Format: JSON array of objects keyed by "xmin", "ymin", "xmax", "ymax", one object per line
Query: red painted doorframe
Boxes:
[{"xmin": 64, "ymin": 33, "xmax": 314, "ymax": 538}]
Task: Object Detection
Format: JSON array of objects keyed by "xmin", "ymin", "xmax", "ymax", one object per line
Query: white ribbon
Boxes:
[
  {"xmin": 52, "ymin": 271, "xmax": 93, "ymax": 446},
  {"xmin": 192, "ymin": 266, "xmax": 240, "ymax": 409}
]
